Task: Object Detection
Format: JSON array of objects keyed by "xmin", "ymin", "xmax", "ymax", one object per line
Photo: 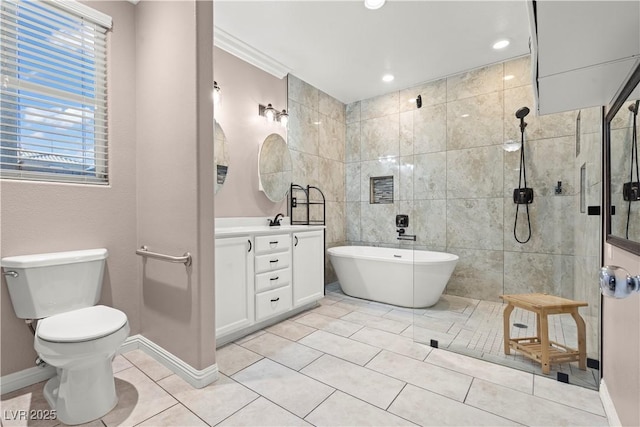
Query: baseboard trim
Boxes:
[
  {"xmin": 121, "ymin": 335, "xmax": 218, "ymax": 389},
  {"xmin": 600, "ymin": 379, "xmax": 622, "ymax": 427},
  {"xmin": 0, "ymin": 365, "xmax": 56, "ymax": 395},
  {"xmin": 1, "ymin": 335, "xmax": 218, "ymax": 395}
]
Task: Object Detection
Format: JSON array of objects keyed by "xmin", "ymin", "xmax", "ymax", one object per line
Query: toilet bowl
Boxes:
[
  {"xmin": 35, "ymin": 305, "xmax": 130, "ymax": 424},
  {"xmin": 1, "ymin": 249, "xmax": 130, "ymax": 425}
]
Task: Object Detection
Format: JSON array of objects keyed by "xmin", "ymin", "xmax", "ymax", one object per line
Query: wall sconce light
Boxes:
[
  {"xmin": 279, "ymin": 109, "xmax": 288, "ymax": 127},
  {"xmin": 259, "ymin": 104, "xmax": 288, "ymax": 128},
  {"xmin": 213, "ymin": 81, "xmax": 221, "ymax": 106},
  {"xmin": 259, "ymin": 103, "xmax": 277, "ymax": 122}
]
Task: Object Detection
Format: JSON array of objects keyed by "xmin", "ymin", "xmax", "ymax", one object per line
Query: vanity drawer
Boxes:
[
  {"xmin": 256, "ymin": 268, "xmax": 291, "ymax": 293},
  {"xmin": 255, "ymin": 285, "xmax": 292, "ymax": 322},
  {"xmin": 255, "ymin": 234, "xmax": 291, "ymax": 254},
  {"xmin": 255, "ymin": 251, "xmax": 290, "ymax": 274}
]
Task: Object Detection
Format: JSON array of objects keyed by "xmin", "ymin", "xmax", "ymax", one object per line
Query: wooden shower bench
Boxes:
[{"xmin": 499, "ymin": 293, "xmax": 587, "ymax": 374}]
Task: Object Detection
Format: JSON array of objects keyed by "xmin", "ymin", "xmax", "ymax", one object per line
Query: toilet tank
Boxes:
[{"xmin": 1, "ymin": 249, "xmax": 108, "ymax": 319}]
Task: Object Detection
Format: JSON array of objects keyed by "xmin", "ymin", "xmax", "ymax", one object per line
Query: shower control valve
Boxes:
[{"xmin": 599, "ymin": 266, "xmax": 640, "ymax": 298}]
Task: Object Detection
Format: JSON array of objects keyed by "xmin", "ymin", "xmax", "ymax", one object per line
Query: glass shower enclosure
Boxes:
[{"xmin": 411, "ymin": 106, "xmax": 602, "ymax": 390}]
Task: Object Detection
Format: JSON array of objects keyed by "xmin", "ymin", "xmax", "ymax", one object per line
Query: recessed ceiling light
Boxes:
[
  {"xmin": 504, "ymin": 75, "xmax": 515, "ymax": 81},
  {"xmin": 461, "ymin": 114, "xmax": 470, "ymax": 118},
  {"xmin": 364, "ymin": 0, "xmax": 385, "ymax": 10},
  {"xmin": 493, "ymin": 39, "xmax": 510, "ymax": 50},
  {"xmin": 382, "ymin": 74, "xmax": 394, "ymax": 82}
]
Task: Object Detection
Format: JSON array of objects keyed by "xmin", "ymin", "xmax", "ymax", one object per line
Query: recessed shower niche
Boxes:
[{"xmin": 370, "ymin": 176, "xmax": 394, "ymax": 204}]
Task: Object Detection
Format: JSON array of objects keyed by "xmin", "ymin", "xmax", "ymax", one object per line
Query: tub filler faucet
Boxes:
[{"xmin": 397, "ymin": 228, "xmax": 416, "ymax": 241}]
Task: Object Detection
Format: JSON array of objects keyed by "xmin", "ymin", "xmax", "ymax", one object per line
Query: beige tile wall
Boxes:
[
  {"xmin": 574, "ymin": 107, "xmax": 603, "ymax": 320},
  {"xmin": 345, "ymin": 56, "xmax": 601, "ymax": 307},
  {"xmin": 288, "ymin": 75, "xmax": 346, "ymax": 283},
  {"xmin": 289, "ymin": 57, "xmax": 602, "ymax": 332}
]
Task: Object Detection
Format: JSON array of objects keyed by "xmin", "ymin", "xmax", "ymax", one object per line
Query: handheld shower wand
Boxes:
[
  {"xmin": 515, "ymin": 106, "xmax": 530, "ymax": 132},
  {"xmin": 624, "ymin": 100, "xmax": 640, "ymax": 238},
  {"xmin": 513, "ymin": 106, "xmax": 533, "ymax": 244}
]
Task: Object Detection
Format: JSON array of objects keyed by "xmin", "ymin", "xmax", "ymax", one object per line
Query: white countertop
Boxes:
[{"xmin": 215, "ymin": 217, "xmax": 325, "ymax": 238}]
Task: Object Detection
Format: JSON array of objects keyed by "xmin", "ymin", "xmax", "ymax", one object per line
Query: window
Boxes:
[{"xmin": 1, "ymin": 0, "xmax": 111, "ymax": 184}]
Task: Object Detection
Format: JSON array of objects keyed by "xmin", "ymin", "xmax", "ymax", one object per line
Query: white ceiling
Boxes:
[{"xmin": 214, "ymin": 1, "xmax": 532, "ymax": 104}]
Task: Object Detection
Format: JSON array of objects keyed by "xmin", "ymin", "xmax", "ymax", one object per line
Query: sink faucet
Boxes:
[{"xmin": 269, "ymin": 213, "xmax": 284, "ymax": 227}]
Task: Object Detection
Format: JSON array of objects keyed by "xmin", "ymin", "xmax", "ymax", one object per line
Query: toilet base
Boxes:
[{"xmin": 43, "ymin": 358, "xmax": 118, "ymax": 425}]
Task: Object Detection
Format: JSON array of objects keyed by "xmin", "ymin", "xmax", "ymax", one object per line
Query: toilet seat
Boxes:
[{"xmin": 37, "ymin": 305, "xmax": 128, "ymax": 343}]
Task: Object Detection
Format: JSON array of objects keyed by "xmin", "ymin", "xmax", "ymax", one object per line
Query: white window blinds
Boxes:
[{"xmin": 1, "ymin": 0, "xmax": 111, "ymax": 184}]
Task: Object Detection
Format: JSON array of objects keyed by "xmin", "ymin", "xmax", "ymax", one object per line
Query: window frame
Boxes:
[{"xmin": 0, "ymin": 0, "xmax": 112, "ymax": 185}]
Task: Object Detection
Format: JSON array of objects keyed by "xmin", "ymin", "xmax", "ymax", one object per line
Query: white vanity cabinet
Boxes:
[
  {"xmin": 292, "ymin": 230, "xmax": 324, "ymax": 307},
  {"xmin": 254, "ymin": 233, "xmax": 292, "ymax": 321},
  {"xmin": 214, "ymin": 218, "xmax": 325, "ymax": 345},
  {"xmin": 214, "ymin": 236, "xmax": 254, "ymax": 337}
]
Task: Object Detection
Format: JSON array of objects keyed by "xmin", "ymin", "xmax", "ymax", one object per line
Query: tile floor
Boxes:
[
  {"xmin": 1, "ymin": 289, "xmax": 608, "ymax": 427},
  {"xmin": 334, "ymin": 281, "xmax": 603, "ymax": 390}
]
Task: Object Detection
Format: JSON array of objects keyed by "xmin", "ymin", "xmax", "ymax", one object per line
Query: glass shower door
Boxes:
[{"xmin": 410, "ymin": 106, "xmax": 602, "ymax": 390}]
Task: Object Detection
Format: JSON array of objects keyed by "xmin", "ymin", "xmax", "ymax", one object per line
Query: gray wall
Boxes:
[
  {"xmin": 0, "ymin": 0, "xmax": 139, "ymax": 376},
  {"xmin": 213, "ymin": 47, "xmax": 288, "ymax": 218},
  {"xmin": 603, "ymin": 244, "xmax": 640, "ymax": 427},
  {"xmin": 136, "ymin": 0, "xmax": 215, "ymax": 370}
]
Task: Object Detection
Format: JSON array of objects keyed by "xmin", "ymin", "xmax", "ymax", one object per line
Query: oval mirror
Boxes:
[
  {"xmin": 214, "ymin": 120, "xmax": 230, "ymax": 194},
  {"xmin": 259, "ymin": 133, "xmax": 292, "ymax": 202}
]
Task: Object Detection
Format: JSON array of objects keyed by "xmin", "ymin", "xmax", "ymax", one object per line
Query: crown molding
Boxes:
[{"xmin": 214, "ymin": 26, "xmax": 291, "ymax": 79}]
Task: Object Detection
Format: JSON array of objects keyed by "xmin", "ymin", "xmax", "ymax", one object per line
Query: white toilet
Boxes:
[{"xmin": 1, "ymin": 249, "xmax": 129, "ymax": 425}]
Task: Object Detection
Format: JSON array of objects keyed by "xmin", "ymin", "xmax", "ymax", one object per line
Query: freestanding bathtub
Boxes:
[{"xmin": 328, "ymin": 246, "xmax": 458, "ymax": 308}]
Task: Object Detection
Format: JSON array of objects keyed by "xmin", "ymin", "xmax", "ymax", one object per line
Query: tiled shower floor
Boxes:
[{"xmin": 325, "ymin": 282, "xmax": 600, "ymax": 389}]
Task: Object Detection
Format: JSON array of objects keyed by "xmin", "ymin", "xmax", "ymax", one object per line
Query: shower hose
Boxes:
[
  {"xmin": 627, "ymin": 104, "xmax": 639, "ymax": 239},
  {"xmin": 514, "ymin": 127, "xmax": 532, "ymax": 244}
]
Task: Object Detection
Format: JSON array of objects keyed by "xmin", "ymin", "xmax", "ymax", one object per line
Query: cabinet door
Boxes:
[
  {"xmin": 215, "ymin": 236, "xmax": 254, "ymax": 337},
  {"xmin": 292, "ymin": 230, "xmax": 324, "ymax": 307}
]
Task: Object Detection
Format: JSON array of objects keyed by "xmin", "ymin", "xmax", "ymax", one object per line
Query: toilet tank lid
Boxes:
[{"xmin": 1, "ymin": 248, "xmax": 108, "ymax": 268}]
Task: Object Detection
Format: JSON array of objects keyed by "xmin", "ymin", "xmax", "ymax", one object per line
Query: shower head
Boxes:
[
  {"xmin": 516, "ymin": 106, "xmax": 530, "ymax": 133},
  {"xmin": 515, "ymin": 107, "xmax": 530, "ymax": 120},
  {"xmin": 629, "ymin": 100, "xmax": 640, "ymax": 114}
]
